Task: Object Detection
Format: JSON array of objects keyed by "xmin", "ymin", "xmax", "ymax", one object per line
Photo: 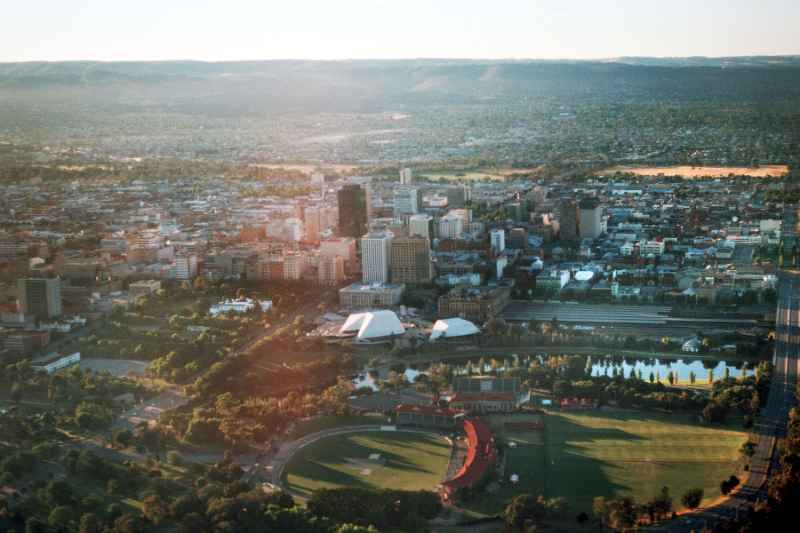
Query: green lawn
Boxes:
[
  {"xmin": 470, "ymin": 410, "xmax": 747, "ymax": 515},
  {"xmin": 283, "ymin": 431, "xmax": 451, "ymax": 498}
]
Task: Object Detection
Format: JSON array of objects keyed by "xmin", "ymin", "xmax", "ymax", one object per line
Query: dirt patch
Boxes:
[
  {"xmin": 596, "ymin": 165, "xmax": 789, "ymax": 179},
  {"xmin": 251, "ymin": 163, "xmax": 360, "ymax": 175}
]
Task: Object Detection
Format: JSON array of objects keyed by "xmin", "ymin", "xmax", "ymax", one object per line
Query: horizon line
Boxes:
[{"xmin": 3, "ymin": 53, "xmax": 800, "ymax": 65}]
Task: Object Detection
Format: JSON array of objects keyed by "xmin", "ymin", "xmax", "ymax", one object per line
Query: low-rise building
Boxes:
[
  {"xmin": 129, "ymin": 280, "xmax": 161, "ymax": 298},
  {"xmin": 449, "ymin": 392, "xmax": 516, "ymax": 413},
  {"xmin": 339, "ymin": 282, "xmax": 405, "ymax": 309},
  {"xmin": 438, "ymin": 286, "xmax": 510, "ymax": 322},
  {"xmin": 395, "ymin": 404, "xmax": 461, "ymax": 429}
]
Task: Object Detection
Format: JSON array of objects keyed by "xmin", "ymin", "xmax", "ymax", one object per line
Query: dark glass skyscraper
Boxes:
[{"xmin": 338, "ymin": 184, "xmax": 370, "ymax": 238}]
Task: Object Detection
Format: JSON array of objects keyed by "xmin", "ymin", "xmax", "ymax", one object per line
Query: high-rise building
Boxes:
[
  {"xmin": 318, "ymin": 255, "xmax": 346, "ymax": 286},
  {"xmin": 390, "ymin": 237, "xmax": 433, "ymax": 284},
  {"xmin": 338, "ymin": 184, "xmax": 370, "ymax": 238},
  {"xmin": 18, "ymin": 278, "xmax": 62, "ymax": 321},
  {"xmin": 361, "ymin": 232, "xmax": 393, "ymax": 284},
  {"xmin": 508, "ymin": 228, "xmax": 528, "ymax": 250},
  {"xmin": 400, "ymin": 167, "xmax": 414, "ymax": 185},
  {"xmin": 409, "ymin": 214, "xmax": 434, "ymax": 242},
  {"xmin": 578, "ymin": 198, "xmax": 604, "ymax": 239},
  {"xmin": 282, "ymin": 252, "xmax": 307, "ymax": 280},
  {"xmin": 393, "ymin": 187, "xmax": 421, "ymax": 217},
  {"xmin": 320, "ymin": 237, "xmax": 358, "ymax": 275},
  {"xmin": 438, "ymin": 214, "xmax": 464, "ymax": 240},
  {"xmin": 304, "ymin": 206, "xmax": 322, "ymax": 243},
  {"xmin": 173, "ymin": 254, "xmax": 197, "ymax": 280},
  {"xmin": 490, "ymin": 229, "xmax": 506, "ymax": 254},
  {"xmin": 558, "ymin": 199, "xmax": 580, "ymax": 244}
]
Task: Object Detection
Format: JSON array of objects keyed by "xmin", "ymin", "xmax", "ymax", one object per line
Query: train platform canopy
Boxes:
[
  {"xmin": 339, "ymin": 310, "xmax": 405, "ymax": 341},
  {"xmin": 429, "ymin": 317, "xmax": 480, "ymax": 341}
]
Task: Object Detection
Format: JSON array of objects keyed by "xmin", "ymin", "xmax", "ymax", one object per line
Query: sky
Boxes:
[{"xmin": 2, "ymin": 0, "xmax": 799, "ymax": 62}]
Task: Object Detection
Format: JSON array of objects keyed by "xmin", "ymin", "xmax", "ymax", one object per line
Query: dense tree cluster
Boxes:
[{"xmin": 307, "ymin": 488, "xmax": 441, "ymax": 532}]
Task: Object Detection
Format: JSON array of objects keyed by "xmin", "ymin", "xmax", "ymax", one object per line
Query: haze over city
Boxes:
[
  {"xmin": 1, "ymin": 2, "xmax": 799, "ymax": 533},
  {"xmin": 3, "ymin": 0, "xmax": 800, "ymax": 62}
]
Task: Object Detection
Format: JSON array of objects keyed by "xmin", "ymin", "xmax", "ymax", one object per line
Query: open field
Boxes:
[
  {"xmin": 596, "ymin": 165, "xmax": 788, "ymax": 179},
  {"xmin": 251, "ymin": 163, "xmax": 360, "ymax": 175},
  {"xmin": 283, "ymin": 431, "xmax": 451, "ymax": 498},
  {"xmin": 468, "ymin": 410, "xmax": 747, "ymax": 515},
  {"xmin": 422, "ymin": 171, "xmax": 509, "ymax": 182},
  {"xmin": 421, "ymin": 167, "xmax": 543, "ymax": 182}
]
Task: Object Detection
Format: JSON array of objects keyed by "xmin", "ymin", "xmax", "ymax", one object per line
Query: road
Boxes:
[
  {"xmin": 657, "ymin": 212, "xmax": 800, "ymax": 531},
  {"xmin": 502, "ymin": 302, "xmax": 763, "ymax": 338}
]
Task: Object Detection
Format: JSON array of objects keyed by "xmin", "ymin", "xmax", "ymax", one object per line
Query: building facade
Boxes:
[
  {"xmin": 438, "ymin": 286, "xmax": 510, "ymax": 322},
  {"xmin": 558, "ymin": 199, "xmax": 580, "ymax": 244},
  {"xmin": 390, "ymin": 237, "xmax": 433, "ymax": 284},
  {"xmin": 578, "ymin": 197, "xmax": 604, "ymax": 239},
  {"xmin": 361, "ymin": 232, "xmax": 393, "ymax": 284},
  {"xmin": 393, "ymin": 187, "xmax": 421, "ymax": 217},
  {"xmin": 17, "ymin": 278, "xmax": 62, "ymax": 321},
  {"xmin": 490, "ymin": 229, "xmax": 505, "ymax": 254},
  {"xmin": 338, "ymin": 184, "xmax": 370, "ymax": 238},
  {"xmin": 339, "ymin": 282, "xmax": 404, "ymax": 309},
  {"xmin": 399, "ymin": 167, "xmax": 414, "ymax": 185},
  {"xmin": 318, "ymin": 255, "xmax": 346, "ymax": 286},
  {"xmin": 409, "ymin": 214, "xmax": 434, "ymax": 242}
]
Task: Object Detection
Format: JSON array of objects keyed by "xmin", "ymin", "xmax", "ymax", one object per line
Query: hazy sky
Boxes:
[{"xmin": 3, "ymin": 0, "xmax": 799, "ymax": 62}]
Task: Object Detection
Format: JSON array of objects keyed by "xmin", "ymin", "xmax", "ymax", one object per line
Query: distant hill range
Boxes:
[
  {"xmin": 2, "ymin": 57, "xmax": 799, "ymax": 161},
  {"xmin": 1, "ymin": 56, "xmax": 800, "ymax": 88}
]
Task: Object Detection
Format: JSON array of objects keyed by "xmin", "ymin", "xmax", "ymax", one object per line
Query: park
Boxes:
[{"xmin": 277, "ymin": 408, "xmax": 748, "ymax": 515}]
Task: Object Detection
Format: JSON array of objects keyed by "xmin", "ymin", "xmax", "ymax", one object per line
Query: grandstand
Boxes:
[{"xmin": 440, "ymin": 418, "xmax": 496, "ymax": 500}]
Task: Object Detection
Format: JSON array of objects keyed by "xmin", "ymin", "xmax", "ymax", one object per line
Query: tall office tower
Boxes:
[
  {"xmin": 558, "ymin": 199, "xmax": 580, "ymax": 244},
  {"xmin": 400, "ymin": 167, "xmax": 414, "ymax": 185},
  {"xmin": 393, "ymin": 187, "xmax": 421, "ymax": 217},
  {"xmin": 318, "ymin": 255, "xmax": 346, "ymax": 286},
  {"xmin": 304, "ymin": 206, "xmax": 322, "ymax": 243},
  {"xmin": 174, "ymin": 254, "xmax": 198, "ymax": 280},
  {"xmin": 361, "ymin": 232, "xmax": 393, "ymax": 284},
  {"xmin": 17, "ymin": 278, "xmax": 62, "ymax": 321},
  {"xmin": 338, "ymin": 184, "xmax": 370, "ymax": 238},
  {"xmin": 490, "ymin": 229, "xmax": 506, "ymax": 254},
  {"xmin": 438, "ymin": 214, "xmax": 465, "ymax": 240},
  {"xmin": 409, "ymin": 214, "xmax": 434, "ymax": 242},
  {"xmin": 579, "ymin": 197, "xmax": 604, "ymax": 239},
  {"xmin": 508, "ymin": 228, "xmax": 529, "ymax": 250},
  {"xmin": 311, "ymin": 172, "xmax": 326, "ymax": 198},
  {"xmin": 390, "ymin": 236, "xmax": 433, "ymax": 284}
]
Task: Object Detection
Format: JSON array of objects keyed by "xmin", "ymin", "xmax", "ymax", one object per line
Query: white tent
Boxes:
[
  {"xmin": 429, "ymin": 318, "xmax": 480, "ymax": 341},
  {"xmin": 340, "ymin": 312, "xmax": 369, "ymax": 334},
  {"xmin": 339, "ymin": 311, "xmax": 405, "ymax": 341}
]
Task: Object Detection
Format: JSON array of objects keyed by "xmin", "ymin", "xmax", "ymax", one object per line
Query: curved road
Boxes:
[{"xmin": 657, "ymin": 217, "xmax": 800, "ymax": 531}]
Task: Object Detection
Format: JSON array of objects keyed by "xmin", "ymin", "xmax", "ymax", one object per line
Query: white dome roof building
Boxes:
[
  {"xmin": 339, "ymin": 310, "xmax": 405, "ymax": 342},
  {"xmin": 429, "ymin": 318, "xmax": 480, "ymax": 341}
]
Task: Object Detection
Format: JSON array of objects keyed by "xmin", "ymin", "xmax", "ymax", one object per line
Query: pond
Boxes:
[
  {"xmin": 590, "ymin": 357, "xmax": 754, "ymax": 381},
  {"xmin": 353, "ymin": 354, "xmax": 757, "ymax": 390},
  {"xmin": 352, "ymin": 367, "xmax": 423, "ymax": 391}
]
